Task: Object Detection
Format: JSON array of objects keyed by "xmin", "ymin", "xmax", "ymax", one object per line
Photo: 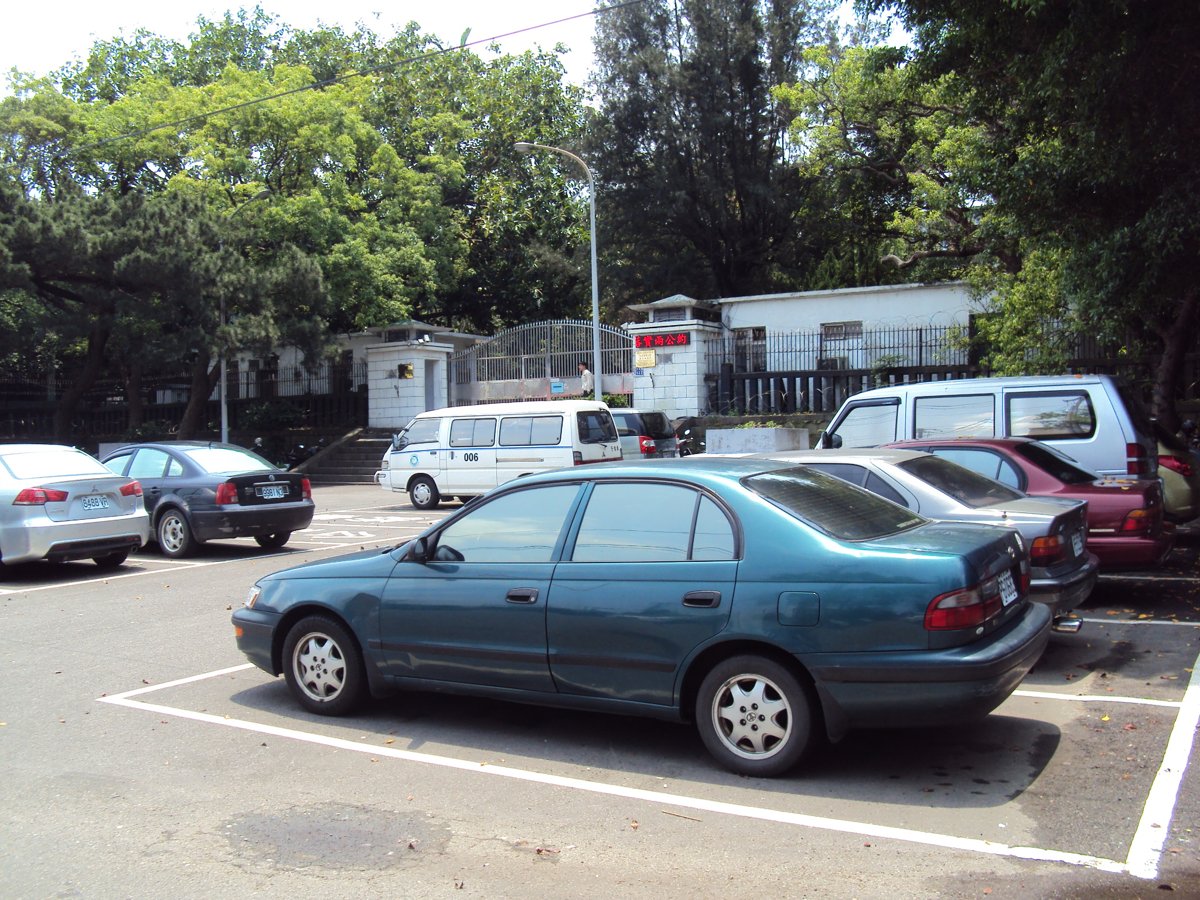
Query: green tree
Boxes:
[
  {"xmin": 878, "ymin": 0, "xmax": 1200, "ymax": 426},
  {"xmin": 587, "ymin": 0, "xmax": 839, "ymax": 310}
]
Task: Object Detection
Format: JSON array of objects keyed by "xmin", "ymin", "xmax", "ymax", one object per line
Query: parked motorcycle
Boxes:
[{"xmin": 676, "ymin": 428, "xmax": 705, "ymax": 457}]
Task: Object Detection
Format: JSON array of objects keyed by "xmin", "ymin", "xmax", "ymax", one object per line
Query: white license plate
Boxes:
[
  {"xmin": 1071, "ymin": 530, "xmax": 1084, "ymax": 556},
  {"xmin": 259, "ymin": 485, "xmax": 287, "ymax": 500},
  {"xmin": 999, "ymin": 569, "xmax": 1019, "ymax": 606},
  {"xmin": 80, "ymin": 494, "xmax": 110, "ymax": 511}
]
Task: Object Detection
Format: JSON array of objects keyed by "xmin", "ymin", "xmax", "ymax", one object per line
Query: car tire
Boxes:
[
  {"xmin": 408, "ymin": 475, "xmax": 440, "ymax": 510},
  {"xmin": 282, "ymin": 615, "xmax": 366, "ymax": 716},
  {"xmin": 92, "ymin": 550, "xmax": 130, "ymax": 569},
  {"xmin": 695, "ymin": 655, "xmax": 814, "ymax": 777},
  {"xmin": 254, "ymin": 532, "xmax": 291, "ymax": 550},
  {"xmin": 157, "ymin": 508, "xmax": 196, "ymax": 558}
]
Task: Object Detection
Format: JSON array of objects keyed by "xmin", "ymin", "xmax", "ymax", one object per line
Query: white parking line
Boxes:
[{"xmin": 98, "ymin": 661, "xmax": 1200, "ymax": 880}]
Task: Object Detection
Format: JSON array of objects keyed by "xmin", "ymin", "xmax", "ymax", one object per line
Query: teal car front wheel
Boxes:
[
  {"xmin": 696, "ymin": 655, "xmax": 813, "ymax": 777},
  {"xmin": 283, "ymin": 616, "xmax": 366, "ymax": 716}
]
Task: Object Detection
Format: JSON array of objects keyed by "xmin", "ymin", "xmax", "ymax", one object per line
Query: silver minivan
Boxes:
[{"xmin": 819, "ymin": 375, "xmax": 1158, "ymax": 478}]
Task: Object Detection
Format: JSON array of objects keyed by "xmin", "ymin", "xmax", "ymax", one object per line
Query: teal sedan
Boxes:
[{"xmin": 233, "ymin": 457, "xmax": 1050, "ymax": 777}]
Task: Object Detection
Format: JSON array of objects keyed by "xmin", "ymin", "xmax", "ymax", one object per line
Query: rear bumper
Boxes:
[
  {"xmin": 1030, "ymin": 552, "xmax": 1100, "ymax": 615},
  {"xmin": 189, "ymin": 501, "xmax": 315, "ymax": 542},
  {"xmin": 2, "ymin": 513, "xmax": 149, "ymax": 565},
  {"xmin": 1088, "ymin": 531, "xmax": 1175, "ymax": 569},
  {"xmin": 803, "ymin": 602, "xmax": 1052, "ymax": 738}
]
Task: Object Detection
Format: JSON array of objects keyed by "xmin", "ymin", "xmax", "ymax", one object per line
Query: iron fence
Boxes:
[{"xmin": 0, "ymin": 359, "xmax": 369, "ymax": 442}]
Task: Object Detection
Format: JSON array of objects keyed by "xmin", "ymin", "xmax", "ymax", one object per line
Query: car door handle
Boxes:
[
  {"xmin": 506, "ymin": 588, "xmax": 539, "ymax": 604},
  {"xmin": 682, "ymin": 590, "xmax": 721, "ymax": 608}
]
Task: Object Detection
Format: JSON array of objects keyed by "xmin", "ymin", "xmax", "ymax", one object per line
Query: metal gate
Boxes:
[{"xmin": 450, "ymin": 319, "xmax": 634, "ymax": 405}]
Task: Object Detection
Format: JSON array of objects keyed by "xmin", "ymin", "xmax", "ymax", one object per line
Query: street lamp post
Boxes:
[
  {"xmin": 220, "ymin": 189, "xmax": 271, "ymax": 443},
  {"xmin": 513, "ymin": 142, "xmax": 602, "ymax": 402}
]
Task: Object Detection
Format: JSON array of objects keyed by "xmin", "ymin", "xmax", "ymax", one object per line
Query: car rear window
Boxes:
[
  {"xmin": 0, "ymin": 447, "xmax": 110, "ymax": 479},
  {"xmin": 630, "ymin": 412, "xmax": 674, "ymax": 439},
  {"xmin": 898, "ymin": 455, "xmax": 1025, "ymax": 507},
  {"xmin": 1011, "ymin": 442, "xmax": 1097, "ymax": 484},
  {"xmin": 744, "ymin": 466, "xmax": 926, "ymax": 540},
  {"xmin": 182, "ymin": 447, "xmax": 274, "ymax": 475}
]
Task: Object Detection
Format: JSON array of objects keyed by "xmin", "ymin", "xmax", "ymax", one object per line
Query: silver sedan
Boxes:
[
  {"xmin": 0, "ymin": 444, "xmax": 150, "ymax": 569},
  {"xmin": 745, "ymin": 448, "xmax": 1099, "ymax": 623}
]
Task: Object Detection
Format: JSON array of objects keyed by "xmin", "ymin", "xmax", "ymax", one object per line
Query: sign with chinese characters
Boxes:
[
  {"xmin": 634, "ymin": 332, "xmax": 690, "ymax": 349},
  {"xmin": 635, "ymin": 349, "xmax": 657, "ymax": 368}
]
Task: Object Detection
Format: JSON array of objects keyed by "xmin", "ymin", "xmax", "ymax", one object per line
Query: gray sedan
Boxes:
[
  {"xmin": 743, "ymin": 449, "xmax": 1099, "ymax": 624},
  {"xmin": 0, "ymin": 444, "xmax": 149, "ymax": 568}
]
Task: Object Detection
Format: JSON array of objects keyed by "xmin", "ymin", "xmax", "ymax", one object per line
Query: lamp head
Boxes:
[{"xmin": 513, "ymin": 142, "xmax": 534, "ymax": 155}]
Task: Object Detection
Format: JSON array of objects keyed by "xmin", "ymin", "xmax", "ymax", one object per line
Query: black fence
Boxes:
[
  {"xmin": 0, "ymin": 359, "xmax": 369, "ymax": 444},
  {"xmin": 703, "ymin": 325, "xmax": 1196, "ymax": 415}
]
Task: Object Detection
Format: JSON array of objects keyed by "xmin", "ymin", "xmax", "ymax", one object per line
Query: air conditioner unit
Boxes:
[{"xmin": 817, "ymin": 356, "xmax": 848, "ymax": 371}]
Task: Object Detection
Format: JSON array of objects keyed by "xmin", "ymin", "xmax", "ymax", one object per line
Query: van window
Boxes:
[
  {"xmin": 576, "ymin": 410, "xmax": 619, "ymax": 444},
  {"xmin": 913, "ymin": 395, "xmax": 994, "ymax": 439},
  {"xmin": 499, "ymin": 415, "xmax": 564, "ymax": 446},
  {"xmin": 1007, "ymin": 392, "xmax": 1096, "ymax": 439},
  {"xmin": 832, "ymin": 401, "xmax": 898, "ymax": 446},
  {"xmin": 449, "ymin": 418, "xmax": 497, "ymax": 448},
  {"xmin": 397, "ymin": 417, "xmax": 441, "ymax": 449}
]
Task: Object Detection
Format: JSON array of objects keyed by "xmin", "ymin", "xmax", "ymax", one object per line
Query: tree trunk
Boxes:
[
  {"xmin": 176, "ymin": 354, "xmax": 220, "ymax": 440},
  {"xmin": 124, "ymin": 356, "xmax": 145, "ymax": 433},
  {"xmin": 52, "ymin": 317, "xmax": 113, "ymax": 444},
  {"xmin": 1151, "ymin": 289, "xmax": 1199, "ymax": 434}
]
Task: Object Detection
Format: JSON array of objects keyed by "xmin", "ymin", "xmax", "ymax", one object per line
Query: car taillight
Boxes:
[
  {"xmin": 1126, "ymin": 443, "xmax": 1154, "ymax": 476},
  {"xmin": 1159, "ymin": 453, "xmax": 1195, "ymax": 478},
  {"xmin": 638, "ymin": 435, "xmax": 657, "ymax": 456},
  {"xmin": 301, "ymin": 477, "xmax": 312, "ymax": 500},
  {"xmin": 120, "ymin": 481, "xmax": 143, "ymax": 497},
  {"xmin": 1119, "ymin": 508, "xmax": 1155, "ymax": 534},
  {"xmin": 925, "ymin": 578, "xmax": 1004, "ymax": 630},
  {"xmin": 13, "ymin": 487, "xmax": 70, "ymax": 505},
  {"xmin": 215, "ymin": 482, "xmax": 239, "ymax": 505},
  {"xmin": 1030, "ymin": 534, "xmax": 1065, "ymax": 567},
  {"xmin": 573, "ymin": 451, "xmax": 583, "ymax": 465}
]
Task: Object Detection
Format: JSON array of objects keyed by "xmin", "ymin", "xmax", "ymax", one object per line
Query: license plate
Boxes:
[
  {"xmin": 1071, "ymin": 530, "xmax": 1084, "ymax": 556},
  {"xmin": 80, "ymin": 494, "xmax": 109, "ymax": 511},
  {"xmin": 999, "ymin": 569, "xmax": 1019, "ymax": 606},
  {"xmin": 258, "ymin": 484, "xmax": 287, "ymax": 500}
]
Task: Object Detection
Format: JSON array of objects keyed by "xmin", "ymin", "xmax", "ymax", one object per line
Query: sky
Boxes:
[{"xmin": 0, "ymin": 1, "xmax": 603, "ymax": 88}]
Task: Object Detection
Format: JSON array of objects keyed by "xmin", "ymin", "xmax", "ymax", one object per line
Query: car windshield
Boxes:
[
  {"xmin": 744, "ymin": 465, "xmax": 926, "ymax": 540},
  {"xmin": 181, "ymin": 447, "xmax": 274, "ymax": 475},
  {"xmin": 1012, "ymin": 442, "xmax": 1097, "ymax": 484},
  {"xmin": 0, "ymin": 447, "xmax": 111, "ymax": 480},
  {"xmin": 898, "ymin": 455, "xmax": 1025, "ymax": 507}
]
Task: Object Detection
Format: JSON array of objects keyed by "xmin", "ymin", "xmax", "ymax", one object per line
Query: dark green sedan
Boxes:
[{"xmin": 233, "ymin": 457, "xmax": 1050, "ymax": 777}]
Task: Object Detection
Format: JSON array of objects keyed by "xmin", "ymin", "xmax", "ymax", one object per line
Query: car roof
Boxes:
[
  {"xmin": 0, "ymin": 443, "xmax": 87, "ymax": 455},
  {"xmin": 514, "ymin": 455, "xmax": 799, "ymax": 487},
  {"xmin": 747, "ymin": 448, "xmax": 932, "ymax": 464},
  {"xmin": 888, "ymin": 437, "xmax": 1039, "ymax": 450}
]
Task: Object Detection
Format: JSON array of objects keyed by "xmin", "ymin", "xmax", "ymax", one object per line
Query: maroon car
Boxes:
[{"xmin": 885, "ymin": 437, "xmax": 1173, "ymax": 569}]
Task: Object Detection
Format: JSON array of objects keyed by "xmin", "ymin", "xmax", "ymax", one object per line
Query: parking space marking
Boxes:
[
  {"xmin": 105, "ymin": 666, "xmax": 1200, "ymax": 879},
  {"xmin": 1014, "ymin": 689, "xmax": 1182, "ymax": 708},
  {"xmin": 1127, "ymin": 656, "xmax": 1200, "ymax": 878}
]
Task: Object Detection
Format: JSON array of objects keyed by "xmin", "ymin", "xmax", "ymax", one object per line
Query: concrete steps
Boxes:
[{"xmin": 303, "ymin": 429, "xmax": 392, "ymax": 485}]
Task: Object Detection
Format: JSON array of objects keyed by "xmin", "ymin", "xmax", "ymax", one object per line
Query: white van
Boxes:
[
  {"xmin": 376, "ymin": 400, "xmax": 621, "ymax": 508},
  {"xmin": 819, "ymin": 374, "xmax": 1158, "ymax": 477}
]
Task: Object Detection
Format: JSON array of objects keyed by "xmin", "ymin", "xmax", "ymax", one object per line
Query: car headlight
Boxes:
[{"xmin": 245, "ymin": 585, "xmax": 262, "ymax": 608}]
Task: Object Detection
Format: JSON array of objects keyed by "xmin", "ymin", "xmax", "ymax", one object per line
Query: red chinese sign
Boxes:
[{"xmin": 634, "ymin": 332, "xmax": 691, "ymax": 348}]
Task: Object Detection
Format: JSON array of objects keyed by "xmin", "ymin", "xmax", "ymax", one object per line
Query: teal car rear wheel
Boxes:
[{"xmin": 696, "ymin": 655, "xmax": 813, "ymax": 777}]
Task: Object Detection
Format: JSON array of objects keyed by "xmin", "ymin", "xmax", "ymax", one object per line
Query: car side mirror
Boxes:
[
  {"xmin": 406, "ymin": 537, "xmax": 430, "ymax": 563},
  {"xmin": 391, "ymin": 434, "xmax": 403, "ymax": 451},
  {"xmin": 818, "ymin": 431, "xmax": 842, "ymax": 449}
]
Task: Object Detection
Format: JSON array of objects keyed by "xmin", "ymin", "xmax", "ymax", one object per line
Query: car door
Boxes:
[
  {"xmin": 378, "ymin": 482, "xmax": 584, "ymax": 692},
  {"xmin": 546, "ymin": 481, "xmax": 739, "ymax": 707},
  {"xmin": 445, "ymin": 416, "xmax": 498, "ymax": 495}
]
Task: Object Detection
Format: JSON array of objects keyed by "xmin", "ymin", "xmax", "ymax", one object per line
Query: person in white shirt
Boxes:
[{"xmin": 577, "ymin": 360, "xmax": 594, "ymax": 397}]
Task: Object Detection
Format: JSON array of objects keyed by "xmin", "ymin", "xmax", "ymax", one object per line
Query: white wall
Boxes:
[{"xmin": 720, "ymin": 282, "xmax": 976, "ymax": 332}]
